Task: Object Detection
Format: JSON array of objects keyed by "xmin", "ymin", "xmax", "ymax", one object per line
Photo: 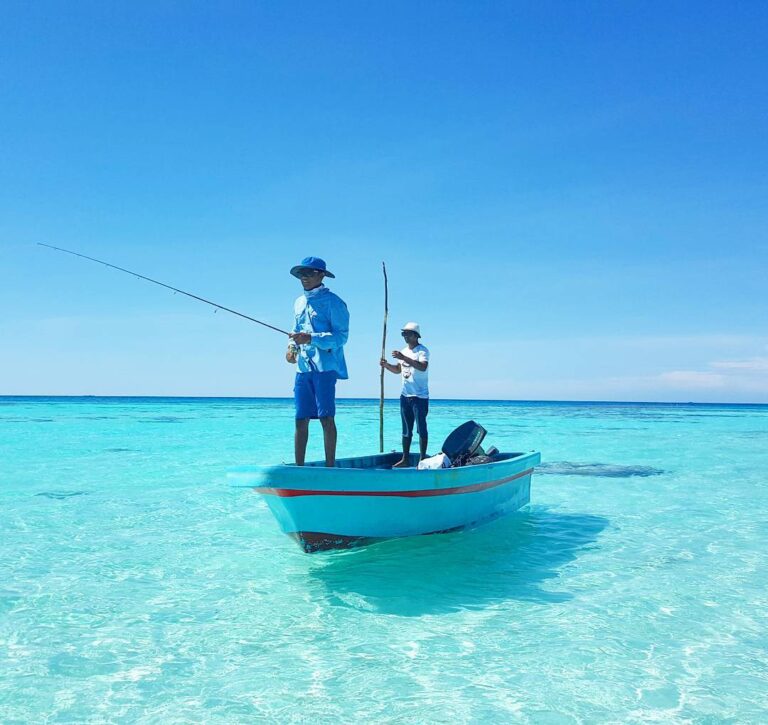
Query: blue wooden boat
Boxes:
[{"xmin": 229, "ymin": 450, "xmax": 541, "ymax": 552}]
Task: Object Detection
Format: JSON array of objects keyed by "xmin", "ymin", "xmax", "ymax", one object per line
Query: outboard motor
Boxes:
[{"xmin": 441, "ymin": 421, "xmax": 487, "ymax": 467}]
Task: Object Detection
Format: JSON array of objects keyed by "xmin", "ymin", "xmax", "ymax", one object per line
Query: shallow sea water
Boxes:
[{"xmin": 1, "ymin": 397, "xmax": 767, "ymax": 723}]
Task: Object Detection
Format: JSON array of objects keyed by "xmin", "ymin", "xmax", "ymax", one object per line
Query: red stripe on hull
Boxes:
[{"xmin": 257, "ymin": 468, "xmax": 534, "ymax": 498}]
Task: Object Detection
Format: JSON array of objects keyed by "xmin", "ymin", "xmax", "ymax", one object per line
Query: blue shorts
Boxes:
[
  {"xmin": 294, "ymin": 371, "xmax": 337, "ymax": 420},
  {"xmin": 401, "ymin": 395, "xmax": 429, "ymax": 438}
]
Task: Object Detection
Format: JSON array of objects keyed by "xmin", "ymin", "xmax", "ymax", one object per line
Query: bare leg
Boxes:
[
  {"xmin": 394, "ymin": 436, "xmax": 412, "ymax": 467},
  {"xmin": 295, "ymin": 418, "xmax": 309, "ymax": 466},
  {"xmin": 319, "ymin": 416, "xmax": 337, "ymax": 467},
  {"xmin": 419, "ymin": 435, "xmax": 428, "ymax": 460}
]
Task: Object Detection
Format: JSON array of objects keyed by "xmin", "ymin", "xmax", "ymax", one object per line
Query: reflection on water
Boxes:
[{"xmin": 309, "ymin": 507, "xmax": 609, "ymax": 615}]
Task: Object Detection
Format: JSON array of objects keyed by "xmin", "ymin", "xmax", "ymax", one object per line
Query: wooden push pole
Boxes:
[{"xmin": 379, "ymin": 262, "xmax": 388, "ymax": 453}]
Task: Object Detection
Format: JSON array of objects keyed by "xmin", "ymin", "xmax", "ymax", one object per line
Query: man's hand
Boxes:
[
  {"xmin": 381, "ymin": 358, "xmax": 400, "ymax": 374},
  {"xmin": 290, "ymin": 333, "xmax": 312, "ymax": 345},
  {"xmin": 392, "ymin": 350, "xmax": 404, "ymax": 361}
]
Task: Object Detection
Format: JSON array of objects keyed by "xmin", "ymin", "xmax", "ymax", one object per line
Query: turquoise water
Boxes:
[{"xmin": 2, "ymin": 397, "xmax": 767, "ymax": 723}]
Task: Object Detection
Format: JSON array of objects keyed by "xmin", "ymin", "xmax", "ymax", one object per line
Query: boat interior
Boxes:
[{"xmin": 300, "ymin": 451, "xmax": 528, "ymax": 469}]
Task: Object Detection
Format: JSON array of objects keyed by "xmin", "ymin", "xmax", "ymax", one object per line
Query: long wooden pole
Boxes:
[{"xmin": 379, "ymin": 262, "xmax": 388, "ymax": 453}]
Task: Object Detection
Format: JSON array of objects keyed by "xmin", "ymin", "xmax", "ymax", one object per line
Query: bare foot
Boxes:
[{"xmin": 392, "ymin": 458, "xmax": 409, "ymax": 468}]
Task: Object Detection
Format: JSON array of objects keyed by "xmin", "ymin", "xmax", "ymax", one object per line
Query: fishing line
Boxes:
[{"xmin": 37, "ymin": 243, "xmax": 289, "ymax": 335}]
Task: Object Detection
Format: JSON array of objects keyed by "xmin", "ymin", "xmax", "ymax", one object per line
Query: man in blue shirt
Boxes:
[{"xmin": 286, "ymin": 257, "xmax": 349, "ymax": 467}]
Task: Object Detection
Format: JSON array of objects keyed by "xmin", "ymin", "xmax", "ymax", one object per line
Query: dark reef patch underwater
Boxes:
[
  {"xmin": 35, "ymin": 491, "xmax": 88, "ymax": 499},
  {"xmin": 538, "ymin": 462, "xmax": 664, "ymax": 477}
]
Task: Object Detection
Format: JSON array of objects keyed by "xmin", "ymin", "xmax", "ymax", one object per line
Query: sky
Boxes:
[{"xmin": 1, "ymin": 1, "xmax": 766, "ymax": 402}]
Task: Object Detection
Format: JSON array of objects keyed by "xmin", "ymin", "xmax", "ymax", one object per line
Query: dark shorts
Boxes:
[
  {"xmin": 294, "ymin": 371, "xmax": 337, "ymax": 419},
  {"xmin": 400, "ymin": 395, "xmax": 429, "ymax": 438}
]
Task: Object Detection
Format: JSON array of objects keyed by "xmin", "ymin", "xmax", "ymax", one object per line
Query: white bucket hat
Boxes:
[{"xmin": 401, "ymin": 322, "xmax": 421, "ymax": 337}]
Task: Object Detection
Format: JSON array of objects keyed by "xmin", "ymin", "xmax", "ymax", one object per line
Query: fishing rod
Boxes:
[{"xmin": 37, "ymin": 243, "xmax": 290, "ymax": 336}]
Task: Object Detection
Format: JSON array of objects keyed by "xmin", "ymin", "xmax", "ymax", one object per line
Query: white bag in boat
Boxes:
[{"xmin": 417, "ymin": 452, "xmax": 451, "ymax": 470}]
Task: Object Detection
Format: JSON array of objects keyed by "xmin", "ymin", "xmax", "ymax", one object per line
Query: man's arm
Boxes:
[
  {"xmin": 308, "ymin": 298, "xmax": 349, "ymax": 350},
  {"xmin": 289, "ymin": 299, "xmax": 307, "ymax": 343},
  {"xmin": 393, "ymin": 350, "xmax": 428, "ymax": 372},
  {"xmin": 380, "ymin": 359, "xmax": 401, "ymax": 374}
]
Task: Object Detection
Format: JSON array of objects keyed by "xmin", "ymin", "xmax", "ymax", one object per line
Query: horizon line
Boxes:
[{"xmin": 1, "ymin": 394, "xmax": 766, "ymax": 407}]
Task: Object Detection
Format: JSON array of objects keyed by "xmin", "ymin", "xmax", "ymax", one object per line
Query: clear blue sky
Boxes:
[{"xmin": 1, "ymin": 1, "xmax": 766, "ymax": 401}]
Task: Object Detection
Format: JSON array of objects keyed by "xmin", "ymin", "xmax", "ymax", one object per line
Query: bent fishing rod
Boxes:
[{"xmin": 37, "ymin": 243, "xmax": 290, "ymax": 336}]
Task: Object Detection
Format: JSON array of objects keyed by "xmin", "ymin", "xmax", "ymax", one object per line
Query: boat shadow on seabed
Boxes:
[{"xmin": 306, "ymin": 506, "xmax": 609, "ymax": 616}]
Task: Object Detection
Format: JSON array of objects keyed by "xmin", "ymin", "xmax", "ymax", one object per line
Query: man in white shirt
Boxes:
[{"xmin": 380, "ymin": 322, "xmax": 430, "ymax": 467}]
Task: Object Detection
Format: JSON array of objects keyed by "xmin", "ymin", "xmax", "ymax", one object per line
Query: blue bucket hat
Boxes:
[{"xmin": 290, "ymin": 256, "xmax": 335, "ymax": 279}]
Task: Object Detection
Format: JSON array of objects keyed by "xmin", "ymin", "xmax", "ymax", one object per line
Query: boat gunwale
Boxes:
[{"xmin": 229, "ymin": 450, "xmax": 541, "ymax": 493}]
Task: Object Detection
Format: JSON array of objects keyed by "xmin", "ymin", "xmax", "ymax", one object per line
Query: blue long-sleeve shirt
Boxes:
[{"xmin": 292, "ymin": 286, "xmax": 350, "ymax": 379}]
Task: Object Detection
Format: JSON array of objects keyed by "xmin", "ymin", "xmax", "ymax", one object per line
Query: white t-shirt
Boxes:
[{"xmin": 400, "ymin": 344, "xmax": 429, "ymax": 398}]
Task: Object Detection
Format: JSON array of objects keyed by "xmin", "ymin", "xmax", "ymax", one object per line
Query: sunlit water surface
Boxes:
[{"xmin": 1, "ymin": 397, "xmax": 767, "ymax": 723}]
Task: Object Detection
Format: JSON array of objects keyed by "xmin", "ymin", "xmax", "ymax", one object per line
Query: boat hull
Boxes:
[{"xmin": 230, "ymin": 451, "xmax": 540, "ymax": 552}]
